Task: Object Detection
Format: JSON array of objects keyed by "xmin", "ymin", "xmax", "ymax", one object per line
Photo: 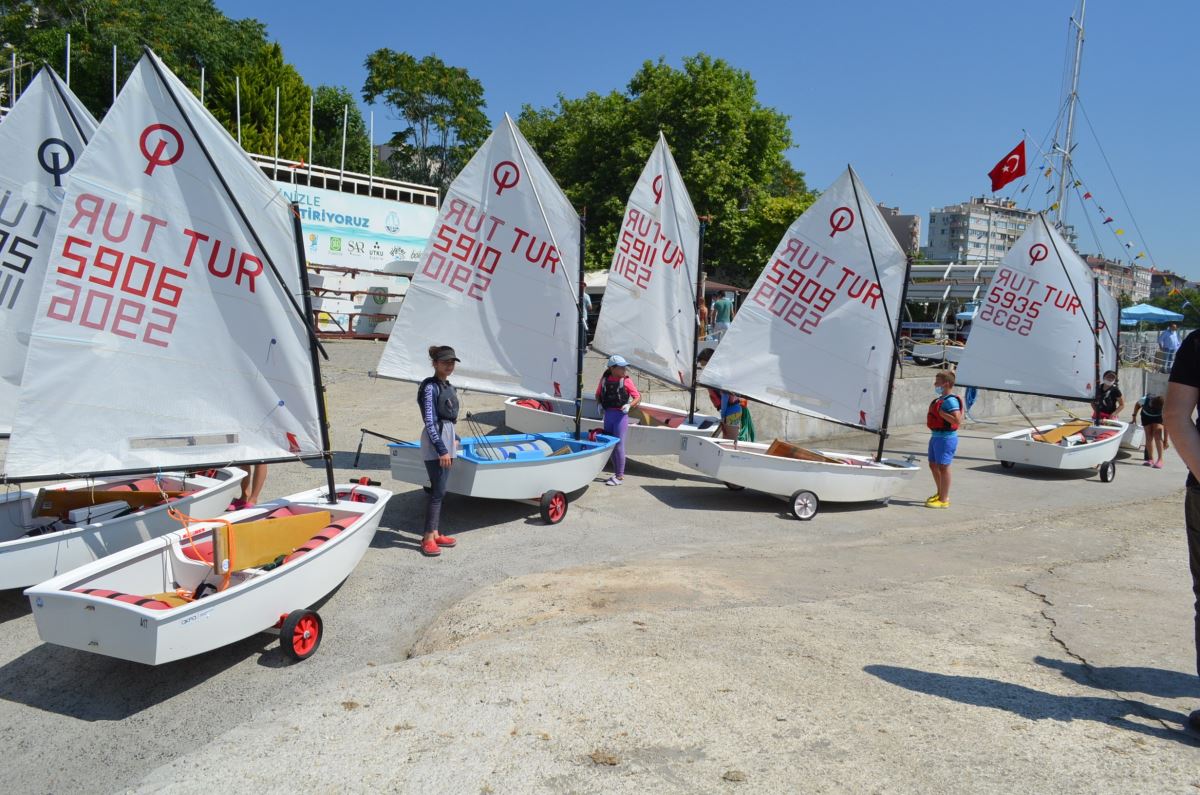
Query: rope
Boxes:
[{"xmin": 168, "ymin": 507, "xmax": 233, "ymax": 594}]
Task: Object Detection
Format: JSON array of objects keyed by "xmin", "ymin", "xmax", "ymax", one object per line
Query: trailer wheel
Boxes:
[
  {"xmin": 1000, "ymin": 461, "xmax": 1015, "ymax": 469},
  {"xmin": 1099, "ymin": 460, "xmax": 1116, "ymax": 483},
  {"xmin": 539, "ymin": 490, "xmax": 568, "ymax": 524},
  {"xmin": 789, "ymin": 490, "xmax": 819, "ymax": 520},
  {"xmin": 280, "ymin": 609, "xmax": 323, "ymax": 662},
  {"xmin": 723, "ymin": 482, "xmax": 745, "ymax": 491}
]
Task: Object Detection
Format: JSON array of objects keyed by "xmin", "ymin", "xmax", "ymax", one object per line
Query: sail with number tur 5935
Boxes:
[
  {"xmin": 377, "ymin": 113, "xmax": 580, "ymax": 400},
  {"xmin": 700, "ymin": 166, "xmax": 906, "ymax": 431},
  {"xmin": 0, "ymin": 68, "xmax": 97, "ymax": 434},
  {"xmin": 957, "ymin": 215, "xmax": 1102, "ymax": 401},
  {"xmin": 592, "ymin": 132, "xmax": 699, "ymax": 387},
  {"xmin": 4, "ymin": 50, "xmax": 323, "ymax": 480}
]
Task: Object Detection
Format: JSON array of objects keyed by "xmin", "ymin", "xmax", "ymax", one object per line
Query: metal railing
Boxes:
[{"xmin": 250, "ymin": 153, "xmax": 439, "ymax": 208}]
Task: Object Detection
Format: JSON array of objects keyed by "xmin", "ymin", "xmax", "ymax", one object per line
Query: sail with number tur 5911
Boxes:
[
  {"xmin": 592, "ymin": 132, "xmax": 699, "ymax": 387},
  {"xmin": 4, "ymin": 50, "xmax": 323, "ymax": 479},
  {"xmin": 700, "ymin": 166, "xmax": 907, "ymax": 431},
  {"xmin": 0, "ymin": 68, "xmax": 97, "ymax": 434}
]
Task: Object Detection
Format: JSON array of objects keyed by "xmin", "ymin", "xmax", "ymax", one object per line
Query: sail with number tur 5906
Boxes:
[
  {"xmin": 376, "ymin": 113, "xmax": 580, "ymax": 400},
  {"xmin": 592, "ymin": 132, "xmax": 699, "ymax": 387},
  {"xmin": 0, "ymin": 68, "xmax": 97, "ymax": 434},
  {"xmin": 4, "ymin": 50, "xmax": 323, "ymax": 480},
  {"xmin": 957, "ymin": 215, "xmax": 1102, "ymax": 401},
  {"xmin": 700, "ymin": 166, "xmax": 906, "ymax": 431}
]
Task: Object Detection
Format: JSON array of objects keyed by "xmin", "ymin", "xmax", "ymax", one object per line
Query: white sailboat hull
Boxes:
[
  {"xmin": 503, "ymin": 397, "xmax": 721, "ymax": 456},
  {"xmin": 679, "ymin": 435, "xmax": 920, "ymax": 504},
  {"xmin": 993, "ymin": 420, "xmax": 1127, "ymax": 470},
  {"xmin": 25, "ymin": 484, "xmax": 390, "ymax": 665},
  {"xmin": 911, "ymin": 342, "xmax": 963, "ymax": 365},
  {"xmin": 0, "ymin": 469, "xmax": 244, "ymax": 591},
  {"xmin": 389, "ymin": 432, "xmax": 617, "ymax": 500}
]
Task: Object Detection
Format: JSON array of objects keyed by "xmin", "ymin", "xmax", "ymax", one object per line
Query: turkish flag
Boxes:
[{"xmin": 987, "ymin": 141, "xmax": 1026, "ymax": 191}]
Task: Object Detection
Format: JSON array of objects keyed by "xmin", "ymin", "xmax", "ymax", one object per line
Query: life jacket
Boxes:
[
  {"xmin": 599, "ymin": 376, "xmax": 630, "ymax": 409},
  {"xmin": 416, "ymin": 377, "xmax": 459, "ymax": 422},
  {"xmin": 1094, "ymin": 383, "xmax": 1120, "ymax": 414},
  {"xmin": 926, "ymin": 393, "xmax": 960, "ymax": 432}
]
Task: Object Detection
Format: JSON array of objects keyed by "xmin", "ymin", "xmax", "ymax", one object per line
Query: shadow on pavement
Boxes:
[
  {"xmin": 1035, "ymin": 656, "xmax": 1200, "ymax": 700},
  {"xmin": 0, "ymin": 588, "xmax": 31, "ymax": 625},
  {"xmin": 865, "ymin": 664, "xmax": 1199, "ymax": 745},
  {"xmin": 967, "ymin": 462, "xmax": 1099, "ymax": 481}
]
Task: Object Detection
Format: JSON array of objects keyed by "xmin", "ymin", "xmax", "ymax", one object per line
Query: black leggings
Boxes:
[
  {"xmin": 1185, "ymin": 487, "xmax": 1200, "ymax": 678},
  {"xmin": 424, "ymin": 459, "xmax": 449, "ymax": 534}
]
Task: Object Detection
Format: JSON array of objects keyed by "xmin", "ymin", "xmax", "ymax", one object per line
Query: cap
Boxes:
[
  {"xmin": 607, "ymin": 354, "xmax": 628, "ymax": 368},
  {"xmin": 434, "ymin": 347, "xmax": 461, "ymax": 363}
]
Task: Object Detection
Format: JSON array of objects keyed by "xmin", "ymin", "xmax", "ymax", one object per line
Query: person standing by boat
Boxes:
[
  {"xmin": 1160, "ymin": 323, "xmax": 1182, "ymax": 372},
  {"xmin": 596, "ymin": 354, "xmax": 640, "ymax": 486},
  {"xmin": 1092, "ymin": 370, "xmax": 1125, "ymax": 421},
  {"xmin": 697, "ymin": 348, "xmax": 744, "ymax": 440},
  {"xmin": 1162, "ymin": 332, "xmax": 1200, "ymax": 735},
  {"xmin": 1132, "ymin": 393, "xmax": 1168, "ymax": 468},
  {"xmin": 926, "ymin": 370, "xmax": 962, "ymax": 509},
  {"xmin": 228, "ymin": 464, "xmax": 267, "ymax": 511},
  {"xmin": 711, "ymin": 292, "xmax": 734, "ymax": 338},
  {"xmin": 417, "ymin": 346, "xmax": 461, "ymax": 557}
]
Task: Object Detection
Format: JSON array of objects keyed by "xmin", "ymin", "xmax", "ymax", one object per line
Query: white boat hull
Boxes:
[
  {"xmin": 0, "ymin": 469, "xmax": 244, "ymax": 591},
  {"xmin": 912, "ymin": 342, "xmax": 963, "ymax": 365},
  {"xmin": 679, "ymin": 435, "xmax": 920, "ymax": 504},
  {"xmin": 25, "ymin": 483, "xmax": 391, "ymax": 665},
  {"xmin": 993, "ymin": 419, "xmax": 1128, "ymax": 470},
  {"xmin": 389, "ymin": 432, "xmax": 617, "ymax": 500},
  {"xmin": 503, "ymin": 397, "xmax": 720, "ymax": 456},
  {"xmin": 1120, "ymin": 423, "xmax": 1146, "ymax": 451}
]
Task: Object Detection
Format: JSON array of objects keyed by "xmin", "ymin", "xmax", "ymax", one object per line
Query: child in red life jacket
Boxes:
[
  {"xmin": 596, "ymin": 354, "xmax": 641, "ymax": 485},
  {"xmin": 926, "ymin": 370, "xmax": 963, "ymax": 509}
]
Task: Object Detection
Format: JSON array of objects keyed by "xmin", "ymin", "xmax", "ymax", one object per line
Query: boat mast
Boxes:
[
  {"xmin": 574, "ymin": 212, "xmax": 587, "ymax": 439},
  {"xmin": 1092, "ymin": 274, "xmax": 1101, "ymax": 426},
  {"xmin": 687, "ymin": 218, "xmax": 708, "ymax": 423},
  {"xmin": 1054, "ymin": 0, "xmax": 1086, "ymax": 227}
]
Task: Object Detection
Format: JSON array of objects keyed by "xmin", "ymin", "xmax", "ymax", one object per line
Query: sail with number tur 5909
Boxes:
[
  {"xmin": 4, "ymin": 50, "xmax": 323, "ymax": 480},
  {"xmin": 376, "ymin": 114, "xmax": 580, "ymax": 400},
  {"xmin": 0, "ymin": 68, "xmax": 97, "ymax": 434},
  {"xmin": 957, "ymin": 215, "xmax": 1102, "ymax": 401},
  {"xmin": 700, "ymin": 166, "xmax": 906, "ymax": 431},
  {"xmin": 592, "ymin": 132, "xmax": 699, "ymax": 387}
]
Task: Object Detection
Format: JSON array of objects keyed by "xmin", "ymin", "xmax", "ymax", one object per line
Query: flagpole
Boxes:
[
  {"xmin": 112, "ymin": 45, "xmax": 117, "ymax": 104},
  {"xmin": 235, "ymin": 75, "xmax": 242, "ymax": 146},
  {"xmin": 307, "ymin": 92, "xmax": 314, "ymax": 180},
  {"xmin": 339, "ymin": 104, "xmax": 348, "ymax": 183},
  {"xmin": 9, "ymin": 51, "xmax": 15, "ymax": 107},
  {"xmin": 273, "ymin": 86, "xmax": 280, "ymax": 179},
  {"xmin": 65, "ymin": 33, "xmax": 71, "ymax": 87},
  {"xmin": 199, "ymin": 65, "xmax": 205, "ymax": 105},
  {"xmin": 369, "ymin": 110, "xmax": 374, "ymax": 190}
]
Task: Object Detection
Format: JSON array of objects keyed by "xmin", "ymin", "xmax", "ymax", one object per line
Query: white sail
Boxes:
[
  {"xmin": 701, "ymin": 167, "xmax": 906, "ymax": 430},
  {"xmin": 592, "ymin": 133, "xmax": 699, "ymax": 387},
  {"xmin": 957, "ymin": 216, "xmax": 1101, "ymax": 401},
  {"xmin": 5, "ymin": 51, "xmax": 322, "ymax": 479},
  {"xmin": 1096, "ymin": 280, "xmax": 1118, "ymax": 376},
  {"xmin": 0, "ymin": 68, "xmax": 97, "ymax": 432},
  {"xmin": 377, "ymin": 114, "xmax": 580, "ymax": 400}
]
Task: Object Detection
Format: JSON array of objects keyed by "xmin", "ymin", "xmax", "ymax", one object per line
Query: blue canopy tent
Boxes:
[{"xmin": 1119, "ymin": 303, "xmax": 1184, "ymax": 326}]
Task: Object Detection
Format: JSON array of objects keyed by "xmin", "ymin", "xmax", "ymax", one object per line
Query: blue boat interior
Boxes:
[{"xmin": 390, "ymin": 432, "xmax": 617, "ymax": 464}]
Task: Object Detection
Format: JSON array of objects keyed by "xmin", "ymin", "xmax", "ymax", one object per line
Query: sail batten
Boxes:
[
  {"xmin": 700, "ymin": 168, "xmax": 906, "ymax": 431},
  {"xmin": 592, "ymin": 133, "xmax": 700, "ymax": 388}
]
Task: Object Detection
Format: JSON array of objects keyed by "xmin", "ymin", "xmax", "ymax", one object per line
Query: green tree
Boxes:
[
  {"xmin": 208, "ymin": 43, "xmax": 309, "ymax": 161},
  {"xmin": 518, "ymin": 54, "xmax": 814, "ymax": 278},
  {"xmin": 362, "ymin": 49, "xmax": 489, "ymax": 192},
  {"xmin": 1117, "ymin": 292, "xmax": 1134, "ymax": 309},
  {"xmin": 1, "ymin": 0, "xmax": 267, "ymax": 116},
  {"xmin": 311, "ymin": 85, "xmax": 371, "ymax": 173}
]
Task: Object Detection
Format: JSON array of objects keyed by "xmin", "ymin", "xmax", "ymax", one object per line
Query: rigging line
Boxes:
[
  {"xmin": 1039, "ymin": 214, "xmax": 1099, "ymax": 350},
  {"xmin": 1075, "ymin": 97, "xmax": 1159, "ymax": 269},
  {"xmin": 1019, "ymin": 100, "xmax": 1068, "ymax": 212},
  {"xmin": 1073, "ymin": 182, "xmax": 1107, "ymax": 260}
]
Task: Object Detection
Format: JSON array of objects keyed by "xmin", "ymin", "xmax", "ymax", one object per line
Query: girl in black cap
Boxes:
[{"xmin": 417, "ymin": 345, "xmax": 460, "ymax": 557}]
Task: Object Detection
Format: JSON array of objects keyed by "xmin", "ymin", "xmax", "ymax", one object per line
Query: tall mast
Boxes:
[
  {"xmin": 574, "ymin": 212, "xmax": 587, "ymax": 439},
  {"xmin": 1054, "ymin": 0, "xmax": 1086, "ymax": 226},
  {"xmin": 687, "ymin": 219, "xmax": 707, "ymax": 423}
]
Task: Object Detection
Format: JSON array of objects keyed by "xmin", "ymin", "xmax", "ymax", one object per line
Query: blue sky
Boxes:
[{"xmin": 216, "ymin": 0, "xmax": 1198, "ymax": 276}]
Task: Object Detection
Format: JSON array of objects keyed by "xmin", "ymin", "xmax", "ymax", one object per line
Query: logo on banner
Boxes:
[
  {"xmin": 37, "ymin": 138, "xmax": 77, "ymax": 187},
  {"xmin": 329, "ymin": 237, "xmax": 342, "ymax": 253},
  {"xmin": 139, "ymin": 124, "xmax": 184, "ymax": 176},
  {"xmin": 651, "ymin": 175, "xmax": 663, "ymax": 205},
  {"xmin": 385, "ymin": 212, "xmax": 400, "ymax": 233},
  {"xmin": 492, "ymin": 161, "xmax": 520, "ymax": 195},
  {"xmin": 1028, "ymin": 243, "xmax": 1048, "ymax": 266},
  {"xmin": 308, "ymin": 233, "xmax": 318, "ymax": 253},
  {"xmin": 829, "ymin": 207, "xmax": 855, "ymax": 238}
]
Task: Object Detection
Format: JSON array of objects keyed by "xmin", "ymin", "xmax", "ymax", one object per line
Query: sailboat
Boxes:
[
  {"xmin": 955, "ymin": 215, "xmax": 1127, "ymax": 481},
  {"xmin": 0, "ymin": 65, "xmax": 246, "ymax": 589},
  {"xmin": 371, "ymin": 114, "xmax": 616, "ymax": 525},
  {"xmin": 504, "ymin": 132, "xmax": 721, "ymax": 454},
  {"xmin": 22, "ymin": 50, "xmax": 390, "ymax": 664},
  {"xmin": 678, "ymin": 166, "xmax": 921, "ymax": 519}
]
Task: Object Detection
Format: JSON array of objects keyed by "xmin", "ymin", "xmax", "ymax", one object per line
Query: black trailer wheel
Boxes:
[
  {"xmin": 539, "ymin": 490, "xmax": 568, "ymax": 524},
  {"xmin": 280, "ymin": 609, "xmax": 323, "ymax": 662},
  {"xmin": 1000, "ymin": 461, "xmax": 1016, "ymax": 469},
  {"xmin": 1099, "ymin": 460, "xmax": 1116, "ymax": 483},
  {"xmin": 789, "ymin": 490, "xmax": 819, "ymax": 520}
]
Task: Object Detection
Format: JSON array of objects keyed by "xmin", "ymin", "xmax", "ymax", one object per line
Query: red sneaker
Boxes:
[
  {"xmin": 421, "ymin": 537, "xmax": 441, "ymax": 557},
  {"xmin": 434, "ymin": 534, "xmax": 457, "ymax": 547},
  {"xmin": 226, "ymin": 497, "xmax": 250, "ymax": 511}
]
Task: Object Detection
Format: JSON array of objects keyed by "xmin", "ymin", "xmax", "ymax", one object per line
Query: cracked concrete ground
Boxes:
[{"xmin": 0, "ymin": 343, "xmax": 1196, "ymax": 793}]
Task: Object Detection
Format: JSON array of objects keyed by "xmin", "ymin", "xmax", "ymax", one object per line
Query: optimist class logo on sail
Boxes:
[
  {"xmin": 749, "ymin": 208, "xmax": 884, "ymax": 335},
  {"xmin": 44, "ymin": 124, "xmax": 265, "ymax": 348}
]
